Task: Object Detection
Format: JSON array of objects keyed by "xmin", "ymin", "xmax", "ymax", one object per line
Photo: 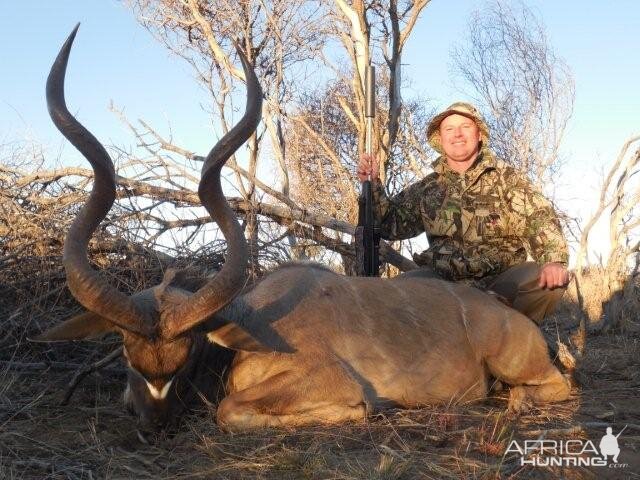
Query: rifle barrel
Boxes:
[
  {"xmin": 365, "ymin": 66, "xmax": 375, "ymax": 118},
  {"xmin": 615, "ymin": 425, "xmax": 628, "ymax": 438},
  {"xmin": 364, "ymin": 66, "xmax": 375, "ymax": 158}
]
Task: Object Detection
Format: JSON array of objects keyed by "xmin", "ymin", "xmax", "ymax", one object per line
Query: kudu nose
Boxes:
[{"xmin": 143, "ymin": 412, "xmax": 169, "ymax": 430}]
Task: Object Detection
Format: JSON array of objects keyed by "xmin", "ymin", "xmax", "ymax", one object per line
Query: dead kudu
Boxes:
[{"xmin": 37, "ymin": 25, "xmax": 570, "ymax": 433}]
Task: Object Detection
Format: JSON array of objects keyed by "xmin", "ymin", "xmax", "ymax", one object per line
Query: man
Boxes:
[
  {"xmin": 357, "ymin": 102, "xmax": 570, "ymax": 324},
  {"xmin": 599, "ymin": 427, "xmax": 621, "ymax": 463}
]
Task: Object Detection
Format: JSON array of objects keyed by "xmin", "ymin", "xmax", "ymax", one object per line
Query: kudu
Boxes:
[{"xmin": 37, "ymin": 25, "xmax": 570, "ymax": 432}]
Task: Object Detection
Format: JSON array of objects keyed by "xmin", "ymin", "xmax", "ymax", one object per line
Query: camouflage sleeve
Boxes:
[
  {"xmin": 372, "ymin": 180, "xmax": 426, "ymax": 241},
  {"xmin": 505, "ymin": 173, "xmax": 569, "ymax": 265}
]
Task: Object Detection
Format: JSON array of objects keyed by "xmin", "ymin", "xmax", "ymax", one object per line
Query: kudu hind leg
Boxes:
[
  {"xmin": 217, "ymin": 369, "xmax": 366, "ymax": 431},
  {"xmin": 485, "ymin": 316, "xmax": 570, "ymax": 412}
]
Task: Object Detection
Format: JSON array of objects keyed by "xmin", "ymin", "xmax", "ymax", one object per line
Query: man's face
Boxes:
[{"xmin": 439, "ymin": 113, "xmax": 481, "ymax": 164}]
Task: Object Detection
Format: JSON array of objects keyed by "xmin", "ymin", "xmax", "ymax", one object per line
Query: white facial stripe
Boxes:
[
  {"xmin": 145, "ymin": 377, "xmax": 174, "ymax": 400},
  {"xmin": 123, "ymin": 384, "xmax": 132, "ymax": 403}
]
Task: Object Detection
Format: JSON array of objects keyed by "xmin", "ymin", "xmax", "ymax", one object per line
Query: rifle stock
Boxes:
[{"xmin": 355, "ymin": 179, "xmax": 380, "ymax": 276}]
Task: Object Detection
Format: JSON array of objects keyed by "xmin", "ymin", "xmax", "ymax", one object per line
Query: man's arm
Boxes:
[
  {"xmin": 372, "ymin": 181, "xmax": 427, "ymax": 240},
  {"xmin": 506, "ymin": 172, "xmax": 570, "ymax": 288}
]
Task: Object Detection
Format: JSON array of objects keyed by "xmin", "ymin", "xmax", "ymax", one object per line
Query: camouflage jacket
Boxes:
[{"xmin": 373, "ymin": 151, "xmax": 568, "ymax": 285}]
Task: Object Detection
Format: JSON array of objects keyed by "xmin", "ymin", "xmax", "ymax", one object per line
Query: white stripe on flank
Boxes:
[
  {"xmin": 443, "ymin": 282, "xmax": 475, "ymax": 356},
  {"xmin": 145, "ymin": 377, "xmax": 174, "ymax": 400}
]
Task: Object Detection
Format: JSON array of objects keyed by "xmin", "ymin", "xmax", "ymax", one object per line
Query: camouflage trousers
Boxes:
[
  {"xmin": 484, "ymin": 262, "xmax": 566, "ymax": 324},
  {"xmin": 410, "ymin": 261, "xmax": 565, "ymax": 324}
]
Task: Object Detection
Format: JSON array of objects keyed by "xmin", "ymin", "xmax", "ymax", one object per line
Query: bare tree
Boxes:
[
  {"xmin": 285, "ymin": 75, "xmax": 432, "ymax": 268},
  {"xmin": 574, "ymin": 135, "xmax": 640, "ymax": 327},
  {"xmin": 320, "ymin": 0, "xmax": 430, "ymax": 179},
  {"xmin": 451, "ymin": 0, "xmax": 574, "ymax": 186},
  {"xmin": 117, "ymin": 1, "xmax": 433, "ymax": 273},
  {"xmin": 284, "ymin": 0, "xmax": 431, "ymax": 272},
  {"xmin": 125, "ymin": 0, "xmax": 328, "ymax": 269}
]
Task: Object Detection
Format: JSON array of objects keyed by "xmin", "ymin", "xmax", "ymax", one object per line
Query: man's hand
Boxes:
[
  {"xmin": 538, "ymin": 262, "xmax": 570, "ymax": 289},
  {"xmin": 357, "ymin": 153, "xmax": 379, "ymax": 182}
]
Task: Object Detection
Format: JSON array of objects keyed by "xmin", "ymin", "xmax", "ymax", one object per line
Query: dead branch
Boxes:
[{"xmin": 61, "ymin": 347, "xmax": 124, "ymax": 406}]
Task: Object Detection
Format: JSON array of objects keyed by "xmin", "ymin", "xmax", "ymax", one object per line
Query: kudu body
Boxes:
[{"xmin": 38, "ymin": 26, "xmax": 570, "ymax": 432}]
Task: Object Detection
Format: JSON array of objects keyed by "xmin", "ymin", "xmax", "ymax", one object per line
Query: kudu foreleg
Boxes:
[
  {"xmin": 506, "ymin": 368, "xmax": 571, "ymax": 413},
  {"xmin": 217, "ymin": 367, "xmax": 367, "ymax": 431}
]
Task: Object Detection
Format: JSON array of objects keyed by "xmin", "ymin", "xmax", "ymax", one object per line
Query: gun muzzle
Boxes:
[{"xmin": 365, "ymin": 65, "xmax": 375, "ymax": 119}]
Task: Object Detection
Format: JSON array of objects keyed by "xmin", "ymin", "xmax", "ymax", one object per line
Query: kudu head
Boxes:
[{"xmin": 35, "ymin": 24, "xmax": 264, "ymax": 430}]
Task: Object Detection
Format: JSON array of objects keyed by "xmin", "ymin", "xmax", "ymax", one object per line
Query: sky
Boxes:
[{"xmin": 2, "ymin": 0, "xmax": 639, "ymax": 264}]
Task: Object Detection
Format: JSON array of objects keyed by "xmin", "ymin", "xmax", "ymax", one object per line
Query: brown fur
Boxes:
[
  {"xmin": 211, "ymin": 264, "xmax": 570, "ymax": 431},
  {"xmin": 36, "ymin": 274, "xmax": 234, "ymax": 430},
  {"xmin": 38, "ymin": 265, "xmax": 570, "ymax": 431}
]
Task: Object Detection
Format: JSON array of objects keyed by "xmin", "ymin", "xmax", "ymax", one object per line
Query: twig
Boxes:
[
  {"xmin": 7, "ymin": 284, "xmax": 67, "ymax": 321},
  {"xmin": 61, "ymin": 347, "xmax": 124, "ymax": 406},
  {"xmin": 0, "ymin": 360, "xmax": 123, "ymax": 373},
  {"xmin": 523, "ymin": 422, "xmax": 640, "ymax": 437}
]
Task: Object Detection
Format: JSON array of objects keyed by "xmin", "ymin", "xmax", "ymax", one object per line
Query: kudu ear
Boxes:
[
  {"xmin": 206, "ymin": 324, "xmax": 276, "ymax": 353},
  {"xmin": 31, "ymin": 311, "xmax": 117, "ymax": 342}
]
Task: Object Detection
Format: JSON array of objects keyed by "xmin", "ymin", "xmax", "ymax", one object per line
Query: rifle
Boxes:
[
  {"xmin": 355, "ymin": 65, "xmax": 381, "ymax": 277},
  {"xmin": 615, "ymin": 425, "xmax": 628, "ymax": 438}
]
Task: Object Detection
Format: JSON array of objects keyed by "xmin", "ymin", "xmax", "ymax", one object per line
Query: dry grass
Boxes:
[
  {"xmin": 1, "ymin": 247, "xmax": 639, "ymax": 478},
  {"xmin": 564, "ymin": 266, "xmax": 640, "ymax": 331}
]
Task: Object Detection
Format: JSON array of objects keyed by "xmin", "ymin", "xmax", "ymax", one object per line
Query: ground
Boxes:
[{"xmin": 1, "ymin": 305, "xmax": 638, "ymax": 480}]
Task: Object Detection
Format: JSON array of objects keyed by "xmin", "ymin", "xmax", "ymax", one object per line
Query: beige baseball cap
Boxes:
[{"xmin": 427, "ymin": 102, "xmax": 489, "ymax": 154}]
